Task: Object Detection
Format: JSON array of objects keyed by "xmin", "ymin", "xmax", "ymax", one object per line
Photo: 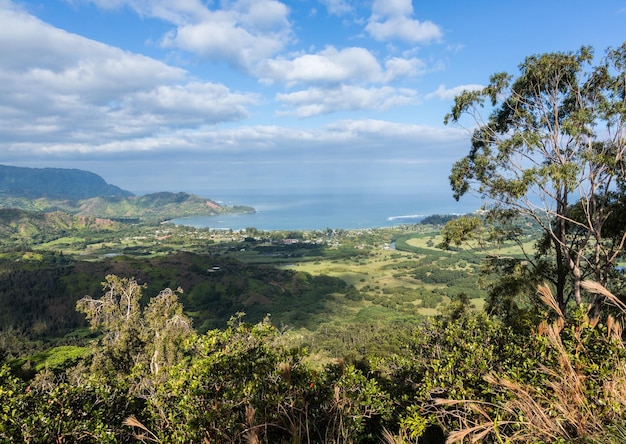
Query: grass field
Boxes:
[{"xmin": 282, "ymin": 238, "xmax": 483, "ymax": 319}]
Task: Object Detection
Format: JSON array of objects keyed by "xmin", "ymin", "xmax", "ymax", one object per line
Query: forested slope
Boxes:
[
  {"xmin": 0, "ymin": 251, "xmax": 350, "ymax": 343},
  {"xmin": 0, "ymin": 164, "xmax": 132, "ymax": 199}
]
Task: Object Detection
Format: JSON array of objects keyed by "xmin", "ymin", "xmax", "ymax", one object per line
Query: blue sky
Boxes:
[{"xmin": 2, "ymin": 0, "xmax": 625, "ymax": 201}]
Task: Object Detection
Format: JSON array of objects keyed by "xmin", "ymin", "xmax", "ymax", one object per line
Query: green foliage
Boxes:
[
  {"xmin": 7, "ymin": 345, "xmax": 89, "ymax": 379},
  {"xmin": 143, "ymin": 317, "xmax": 303, "ymax": 442},
  {"xmin": 0, "ymin": 192, "xmax": 252, "ymax": 226},
  {"xmin": 394, "ymin": 234, "xmax": 452, "ymax": 256},
  {"xmin": 139, "ymin": 315, "xmax": 393, "ymax": 443},
  {"xmin": 382, "ymin": 282, "xmax": 626, "ymax": 443},
  {"xmin": 76, "ymin": 275, "xmax": 147, "ymax": 376},
  {"xmin": 480, "ymin": 255, "xmax": 548, "ymax": 331},
  {"xmin": 379, "ymin": 307, "xmax": 550, "ymax": 441},
  {"xmin": 82, "ymin": 191, "xmax": 255, "ymax": 221},
  {"xmin": 419, "ymin": 214, "xmax": 460, "ymax": 226},
  {"xmin": 0, "ymin": 365, "xmax": 141, "ymax": 443},
  {"xmin": 301, "ymin": 319, "xmax": 418, "ymax": 365},
  {"xmin": 3, "ymin": 267, "xmax": 626, "ymax": 443},
  {"xmin": 0, "ymin": 262, "xmax": 87, "ymax": 341},
  {"xmin": 438, "ymin": 215, "xmax": 484, "ymax": 249},
  {"xmin": 0, "ymin": 365, "xmax": 27, "ymax": 440}
]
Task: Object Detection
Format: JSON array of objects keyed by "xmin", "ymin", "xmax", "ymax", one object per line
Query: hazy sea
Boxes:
[{"xmin": 170, "ymin": 191, "xmax": 482, "ymax": 231}]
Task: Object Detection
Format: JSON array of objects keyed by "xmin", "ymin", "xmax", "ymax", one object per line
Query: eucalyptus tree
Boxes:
[
  {"xmin": 76, "ymin": 275, "xmax": 194, "ymax": 380},
  {"xmin": 444, "ymin": 43, "xmax": 626, "ymax": 312}
]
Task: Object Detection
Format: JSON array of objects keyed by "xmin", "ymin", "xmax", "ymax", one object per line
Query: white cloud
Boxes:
[
  {"xmin": 1, "ymin": 113, "xmax": 469, "ymax": 195},
  {"xmin": 383, "ymin": 57, "xmax": 427, "ymax": 81},
  {"xmin": 324, "ymin": 119, "xmax": 464, "ymax": 145},
  {"xmin": 83, "ymin": 0, "xmax": 212, "ymax": 25},
  {"xmin": 162, "ymin": 19, "xmax": 288, "ymax": 70},
  {"xmin": 318, "ymin": 0, "xmax": 353, "ymax": 16},
  {"xmin": 75, "ymin": 0, "xmax": 440, "ymax": 95},
  {"xmin": 0, "ymin": 5, "xmax": 257, "ymax": 144},
  {"xmin": 260, "ymin": 47, "xmax": 427, "ymax": 87},
  {"xmin": 275, "ymin": 85, "xmax": 419, "ymax": 117},
  {"xmin": 122, "ymin": 82, "xmax": 257, "ymax": 124},
  {"xmin": 260, "ymin": 46, "xmax": 384, "ymax": 86},
  {"xmin": 426, "ymin": 84, "xmax": 484, "ymax": 101},
  {"xmin": 366, "ymin": 0, "xmax": 442, "ymax": 43},
  {"xmin": 237, "ymin": 0, "xmax": 290, "ymax": 31},
  {"xmin": 0, "ymin": 6, "xmax": 185, "ymax": 99},
  {"xmin": 82, "ymin": 0, "xmax": 293, "ymax": 70},
  {"xmin": 4, "ymin": 118, "xmax": 465, "ymax": 157}
]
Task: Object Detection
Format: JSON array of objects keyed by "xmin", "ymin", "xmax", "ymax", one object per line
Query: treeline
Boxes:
[{"xmin": 419, "ymin": 214, "xmax": 460, "ymax": 225}]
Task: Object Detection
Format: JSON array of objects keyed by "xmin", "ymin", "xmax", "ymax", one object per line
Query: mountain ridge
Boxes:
[{"xmin": 0, "ymin": 165, "xmax": 133, "ymax": 199}]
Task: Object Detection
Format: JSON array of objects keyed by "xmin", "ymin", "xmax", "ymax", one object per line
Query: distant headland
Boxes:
[{"xmin": 0, "ymin": 165, "xmax": 255, "ymax": 221}]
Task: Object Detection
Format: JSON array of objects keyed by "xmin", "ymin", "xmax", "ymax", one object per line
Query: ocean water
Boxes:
[{"xmin": 171, "ymin": 191, "xmax": 482, "ymax": 231}]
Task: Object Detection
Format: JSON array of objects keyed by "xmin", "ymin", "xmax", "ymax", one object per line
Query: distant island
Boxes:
[{"xmin": 0, "ymin": 165, "xmax": 255, "ymax": 221}]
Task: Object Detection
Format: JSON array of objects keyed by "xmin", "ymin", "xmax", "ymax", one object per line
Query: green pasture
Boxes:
[
  {"xmin": 37, "ymin": 236, "xmax": 85, "ymax": 248},
  {"xmin": 281, "ymin": 238, "xmax": 489, "ymax": 322},
  {"xmin": 403, "ymin": 231, "xmax": 536, "ymax": 258},
  {"xmin": 403, "ymin": 232, "xmax": 444, "ymax": 251}
]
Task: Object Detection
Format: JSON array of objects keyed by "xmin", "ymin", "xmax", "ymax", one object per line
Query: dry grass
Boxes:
[
  {"xmin": 123, "ymin": 416, "xmax": 162, "ymax": 443},
  {"xmin": 432, "ymin": 281, "xmax": 626, "ymax": 443}
]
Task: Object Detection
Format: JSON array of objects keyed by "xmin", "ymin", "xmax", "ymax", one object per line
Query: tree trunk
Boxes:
[
  {"xmin": 554, "ymin": 238, "xmax": 567, "ymax": 312},
  {"xmin": 570, "ymin": 256, "xmax": 582, "ymax": 305},
  {"xmin": 554, "ymin": 192, "xmax": 569, "ymax": 312}
]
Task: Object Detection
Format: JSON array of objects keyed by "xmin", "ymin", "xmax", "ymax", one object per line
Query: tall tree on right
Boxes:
[{"xmin": 445, "ymin": 43, "xmax": 626, "ymax": 312}]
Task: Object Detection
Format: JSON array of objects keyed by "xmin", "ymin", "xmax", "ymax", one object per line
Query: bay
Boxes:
[{"xmin": 171, "ymin": 191, "xmax": 482, "ymax": 231}]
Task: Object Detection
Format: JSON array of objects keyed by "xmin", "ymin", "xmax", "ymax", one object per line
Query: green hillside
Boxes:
[
  {"xmin": 0, "ymin": 192, "xmax": 254, "ymax": 222},
  {"xmin": 0, "ymin": 165, "xmax": 132, "ymax": 199},
  {"xmin": 0, "ymin": 208, "xmax": 119, "ymax": 246}
]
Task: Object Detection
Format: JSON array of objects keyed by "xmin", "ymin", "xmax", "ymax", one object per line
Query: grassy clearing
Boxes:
[
  {"xmin": 283, "ymin": 249, "xmax": 422, "ymax": 292},
  {"xmin": 488, "ymin": 238, "xmax": 537, "ymax": 257},
  {"xmin": 402, "ymin": 231, "xmax": 536, "ymax": 262},
  {"xmin": 38, "ymin": 236, "xmax": 85, "ymax": 248},
  {"xmin": 404, "ymin": 232, "xmax": 445, "ymax": 250}
]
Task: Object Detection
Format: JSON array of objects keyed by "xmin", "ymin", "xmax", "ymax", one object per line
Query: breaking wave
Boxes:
[{"xmin": 387, "ymin": 214, "xmax": 425, "ymax": 222}]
